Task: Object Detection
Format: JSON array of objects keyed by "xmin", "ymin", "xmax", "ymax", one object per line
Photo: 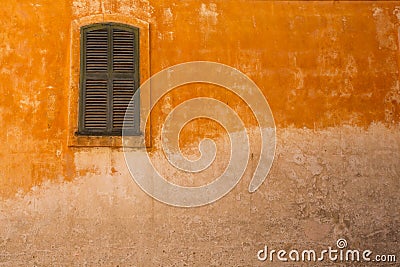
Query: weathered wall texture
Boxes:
[{"xmin": 0, "ymin": 0, "xmax": 399, "ymax": 266}]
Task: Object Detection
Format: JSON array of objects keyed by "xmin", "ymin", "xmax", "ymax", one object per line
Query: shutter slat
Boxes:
[
  {"xmin": 113, "ymin": 29, "xmax": 135, "ymax": 72},
  {"xmin": 85, "ymin": 28, "xmax": 108, "ymax": 72},
  {"xmin": 112, "ymin": 79, "xmax": 135, "ymax": 130}
]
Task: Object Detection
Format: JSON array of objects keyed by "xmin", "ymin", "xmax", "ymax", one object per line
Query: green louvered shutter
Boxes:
[{"xmin": 79, "ymin": 23, "xmax": 140, "ymax": 136}]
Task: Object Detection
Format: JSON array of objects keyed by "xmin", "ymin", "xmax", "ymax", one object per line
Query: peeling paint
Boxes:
[
  {"xmin": 372, "ymin": 7, "xmax": 397, "ymax": 50},
  {"xmin": 385, "ymin": 80, "xmax": 400, "ymax": 123},
  {"xmin": 19, "ymin": 95, "xmax": 40, "ymax": 110},
  {"xmin": 163, "ymin": 7, "xmax": 173, "ymax": 25},
  {"xmin": 199, "ymin": 3, "xmax": 219, "ymax": 25}
]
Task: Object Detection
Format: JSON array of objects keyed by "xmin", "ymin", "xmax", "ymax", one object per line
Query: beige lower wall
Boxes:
[{"xmin": 0, "ymin": 124, "xmax": 398, "ymax": 266}]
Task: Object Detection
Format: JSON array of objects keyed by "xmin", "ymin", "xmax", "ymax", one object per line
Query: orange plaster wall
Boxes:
[
  {"xmin": 149, "ymin": 0, "xmax": 400, "ymax": 129},
  {"xmin": 0, "ymin": 0, "xmax": 72, "ymax": 196}
]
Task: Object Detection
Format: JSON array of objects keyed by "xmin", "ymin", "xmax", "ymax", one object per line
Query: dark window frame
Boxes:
[{"xmin": 78, "ymin": 22, "xmax": 140, "ymax": 136}]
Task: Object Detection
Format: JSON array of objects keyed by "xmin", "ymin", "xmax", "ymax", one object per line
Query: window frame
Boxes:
[
  {"xmin": 68, "ymin": 14, "xmax": 151, "ymax": 148},
  {"xmin": 78, "ymin": 22, "xmax": 140, "ymax": 136}
]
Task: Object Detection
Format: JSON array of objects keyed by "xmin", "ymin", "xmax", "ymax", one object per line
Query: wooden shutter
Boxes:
[
  {"xmin": 79, "ymin": 23, "xmax": 139, "ymax": 136},
  {"xmin": 111, "ymin": 26, "xmax": 139, "ymax": 134}
]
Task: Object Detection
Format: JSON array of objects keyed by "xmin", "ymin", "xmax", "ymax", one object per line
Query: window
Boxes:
[{"xmin": 78, "ymin": 23, "xmax": 140, "ymax": 136}]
